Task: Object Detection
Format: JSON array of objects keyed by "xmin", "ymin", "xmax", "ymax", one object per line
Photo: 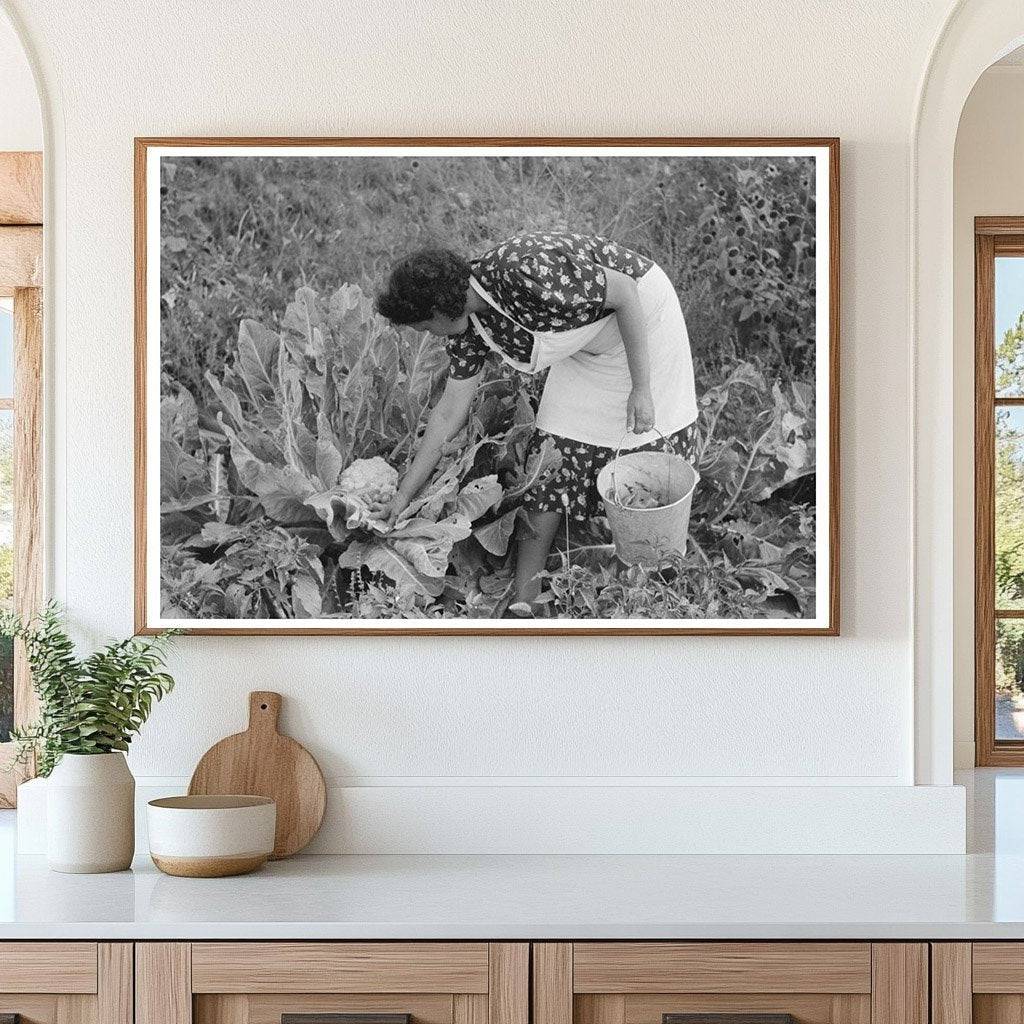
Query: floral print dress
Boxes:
[{"xmin": 446, "ymin": 232, "xmax": 688, "ymax": 521}]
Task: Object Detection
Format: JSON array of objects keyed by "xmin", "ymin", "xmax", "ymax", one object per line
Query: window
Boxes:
[
  {"xmin": 0, "ymin": 152, "xmax": 42, "ymax": 805},
  {"xmin": 976, "ymin": 219, "xmax": 1024, "ymax": 764},
  {"xmin": 0, "ymin": 288, "xmax": 41, "ymax": 805},
  {"xmin": 0, "ymin": 298, "xmax": 11, "ymax": 745}
]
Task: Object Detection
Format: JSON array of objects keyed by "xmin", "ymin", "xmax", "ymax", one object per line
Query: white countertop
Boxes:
[
  {"xmin": 1, "ymin": 769, "xmax": 1022, "ymax": 941},
  {"xmin": 1, "ymin": 849, "xmax": 1023, "ymax": 940}
]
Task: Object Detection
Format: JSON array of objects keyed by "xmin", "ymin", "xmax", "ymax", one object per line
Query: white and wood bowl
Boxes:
[{"xmin": 147, "ymin": 795, "xmax": 276, "ymax": 878}]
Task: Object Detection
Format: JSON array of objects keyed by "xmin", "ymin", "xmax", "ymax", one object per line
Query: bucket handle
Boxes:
[{"xmin": 608, "ymin": 428, "xmax": 675, "ymax": 508}]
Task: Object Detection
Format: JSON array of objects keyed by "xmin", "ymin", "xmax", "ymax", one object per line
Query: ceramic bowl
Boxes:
[{"xmin": 147, "ymin": 795, "xmax": 276, "ymax": 877}]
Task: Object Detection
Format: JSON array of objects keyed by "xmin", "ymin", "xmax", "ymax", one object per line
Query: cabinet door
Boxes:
[
  {"xmin": 137, "ymin": 943, "xmax": 528, "ymax": 1024},
  {"xmin": 534, "ymin": 943, "xmax": 927, "ymax": 1024},
  {"xmin": 934, "ymin": 943, "xmax": 1024, "ymax": 1024},
  {"xmin": 0, "ymin": 942, "xmax": 132, "ymax": 1024}
]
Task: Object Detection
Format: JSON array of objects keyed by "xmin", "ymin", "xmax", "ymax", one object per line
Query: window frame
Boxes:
[
  {"xmin": 975, "ymin": 217, "xmax": 1024, "ymax": 765},
  {"xmin": 0, "ymin": 151, "xmax": 43, "ymax": 806}
]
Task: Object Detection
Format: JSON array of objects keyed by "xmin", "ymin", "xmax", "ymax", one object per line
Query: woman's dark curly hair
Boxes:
[{"xmin": 375, "ymin": 248, "xmax": 471, "ymax": 325}]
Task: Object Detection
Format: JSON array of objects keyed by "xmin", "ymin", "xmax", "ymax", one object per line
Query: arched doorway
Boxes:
[{"xmin": 914, "ymin": 0, "xmax": 1024, "ymax": 785}]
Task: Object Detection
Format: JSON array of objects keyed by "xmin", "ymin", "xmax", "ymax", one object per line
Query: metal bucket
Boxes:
[{"xmin": 596, "ymin": 433, "xmax": 699, "ymax": 566}]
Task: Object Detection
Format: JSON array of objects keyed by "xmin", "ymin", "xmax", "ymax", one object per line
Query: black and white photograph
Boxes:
[{"xmin": 138, "ymin": 140, "xmax": 838, "ymax": 634}]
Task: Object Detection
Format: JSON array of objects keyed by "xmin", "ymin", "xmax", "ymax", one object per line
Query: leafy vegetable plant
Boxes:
[
  {"xmin": 1, "ymin": 604, "xmax": 177, "ymax": 776},
  {"xmin": 161, "ymin": 282, "xmax": 561, "ymax": 617}
]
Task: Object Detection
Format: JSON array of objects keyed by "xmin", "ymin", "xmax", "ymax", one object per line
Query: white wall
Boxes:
[
  {"xmin": 952, "ymin": 65, "xmax": 1024, "ymax": 768},
  {"xmin": 1, "ymin": 0, "xmax": 972, "ymax": 851},
  {"xmin": 0, "ymin": 9, "xmax": 40, "ymax": 151}
]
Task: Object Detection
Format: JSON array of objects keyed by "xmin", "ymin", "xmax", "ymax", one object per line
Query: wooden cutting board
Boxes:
[{"xmin": 188, "ymin": 691, "xmax": 326, "ymax": 859}]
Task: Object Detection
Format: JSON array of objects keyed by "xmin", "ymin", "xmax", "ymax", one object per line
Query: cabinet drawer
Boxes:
[
  {"xmin": 934, "ymin": 942, "xmax": 1024, "ymax": 1024},
  {"xmin": 0, "ymin": 942, "xmax": 98, "ymax": 993},
  {"xmin": 139, "ymin": 942, "xmax": 528, "ymax": 1024},
  {"xmin": 0, "ymin": 942, "xmax": 130, "ymax": 1024},
  {"xmin": 191, "ymin": 943, "xmax": 490, "ymax": 993},
  {"xmin": 534, "ymin": 943, "xmax": 925, "ymax": 1024},
  {"xmin": 573, "ymin": 943, "xmax": 872, "ymax": 994},
  {"xmin": 972, "ymin": 943, "xmax": 1024, "ymax": 992}
]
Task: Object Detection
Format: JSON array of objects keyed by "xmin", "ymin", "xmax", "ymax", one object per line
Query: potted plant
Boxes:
[{"xmin": 2, "ymin": 604, "xmax": 177, "ymax": 873}]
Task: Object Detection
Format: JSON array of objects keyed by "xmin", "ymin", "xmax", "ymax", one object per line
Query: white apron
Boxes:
[{"xmin": 468, "ymin": 263, "xmax": 697, "ymax": 449}]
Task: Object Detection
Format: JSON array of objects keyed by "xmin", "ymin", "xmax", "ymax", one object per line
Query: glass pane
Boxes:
[
  {"xmin": 0, "ymin": 300, "xmax": 12, "ymax": 399},
  {"xmin": 997, "ymin": 407, "xmax": 1024, "ymax": 609},
  {"xmin": 996, "ymin": 256, "xmax": 1024, "ymax": 397},
  {"xmin": 0, "ymin": 410, "xmax": 11, "ymax": 743},
  {"xmin": 998, "ymin": 620, "xmax": 1024, "ymax": 740}
]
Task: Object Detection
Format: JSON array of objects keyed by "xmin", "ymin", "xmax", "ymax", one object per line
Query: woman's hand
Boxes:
[
  {"xmin": 626, "ymin": 386, "xmax": 656, "ymax": 434},
  {"xmin": 376, "ymin": 374, "xmax": 481, "ymax": 528},
  {"xmin": 369, "ymin": 488, "xmax": 413, "ymax": 528}
]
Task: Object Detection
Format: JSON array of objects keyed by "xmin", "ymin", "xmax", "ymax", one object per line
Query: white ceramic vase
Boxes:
[{"xmin": 46, "ymin": 752, "xmax": 135, "ymax": 873}]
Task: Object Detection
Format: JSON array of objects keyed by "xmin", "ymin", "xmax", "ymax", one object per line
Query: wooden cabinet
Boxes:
[
  {"xmin": 532, "ymin": 943, "xmax": 928, "ymax": 1024},
  {"xmin": 0, "ymin": 942, "xmax": 132, "ymax": 1024},
  {"xmin": 0, "ymin": 938, "xmax": 938, "ymax": 1024},
  {"xmin": 136, "ymin": 943, "xmax": 528, "ymax": 1024},
  {"xmin": 931, "ymin": 943, "xmax": 1024, "ymax": 1024}
]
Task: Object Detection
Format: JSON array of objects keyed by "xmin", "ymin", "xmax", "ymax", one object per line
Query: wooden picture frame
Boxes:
[{"xmin": 135, "ymin": 137, "xmax": 840, "ymax": 636}]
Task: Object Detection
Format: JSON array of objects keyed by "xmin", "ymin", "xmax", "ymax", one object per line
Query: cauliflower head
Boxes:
[{"xmin": 337, "ymin": 457, "xmax": 399, "ymax": 532}]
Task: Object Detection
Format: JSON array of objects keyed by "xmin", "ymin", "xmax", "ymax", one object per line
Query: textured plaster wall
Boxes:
[
  {"xmin": 1, "ymin": 0, "xmax": 957, "ymax": 794},
  {"xmin": 0, "ymin": 9, "xmax": 40, "ymax": 151}
]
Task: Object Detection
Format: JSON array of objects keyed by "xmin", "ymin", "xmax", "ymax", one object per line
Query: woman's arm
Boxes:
[
  {"xmin": 604, "ymin": 266, "xmax": 655, "ymax": 434},
  {"xmin": 379, "ymin": 371, "xmax": 482, "ymax": 523}
]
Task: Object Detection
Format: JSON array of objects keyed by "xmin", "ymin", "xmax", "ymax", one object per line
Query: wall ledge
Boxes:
[{"xmin": 17, "ymin": 778, "xmax": 967, "ymax": 855}]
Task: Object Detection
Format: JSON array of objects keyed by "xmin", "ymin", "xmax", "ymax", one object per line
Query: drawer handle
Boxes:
[
  {"xmin": 283, "ymin": 1016, "xmax": 411, "ymax": 1024},
  {"xmin": 664, "ymin": 1016, "xmax": 797, "ymax": 1024}
]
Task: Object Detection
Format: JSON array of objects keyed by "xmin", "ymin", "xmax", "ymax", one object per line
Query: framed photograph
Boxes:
[{"xmin": 135, "ymin": 137, "xmax": 839, "ymax": 635}]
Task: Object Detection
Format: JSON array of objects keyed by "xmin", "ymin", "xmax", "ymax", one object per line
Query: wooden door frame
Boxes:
[
  {"xmin": 975, "ymin": 216, "xmax": 1024, "ymax": 765},
  {"xmin": 0, "ymin": 151, "xmax": 43, "ymax": 807}
]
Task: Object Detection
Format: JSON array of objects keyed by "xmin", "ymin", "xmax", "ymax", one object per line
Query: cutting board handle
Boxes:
[{"xmin": 248, "ymin": 691, "xmax": 282, "ymax": 734}]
